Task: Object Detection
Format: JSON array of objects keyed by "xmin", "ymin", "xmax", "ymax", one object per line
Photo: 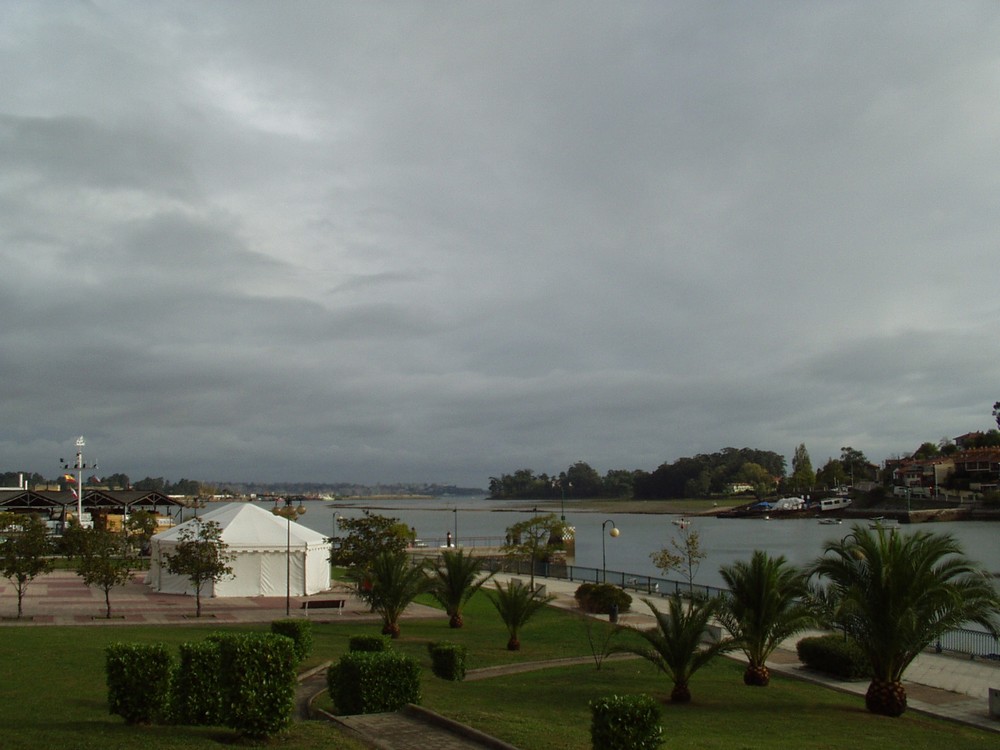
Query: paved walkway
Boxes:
[
  {"xmin": 0, "ymin": 568, "xmax": 442, "ymax": 626},
  {"xmin": 5, "ymin": 570, "xmax": 999, "ymax": 748}
]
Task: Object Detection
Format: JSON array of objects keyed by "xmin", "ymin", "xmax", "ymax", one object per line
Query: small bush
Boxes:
[
  {"xmin": 105, "ymin": 642, "xmax": 173, "ymax": 725},
  {"xmin": 575, "ymin": 583, "xmax": 632, "ymax": 615},
  {"xmin": 170, "ymin": 641, "xmax": 222, "ymax": 725},
  {"xmin": 796, "ymin": 634, "xmax": 870, "ymax": 680},
  {"xmin": 328, "ymin": 651, "xmax": 420, "ymax": 715},
  {"xmin": 427, "ymin": 641, "xmax": 467, "ymax": 681},
  {"xmin": 216, "ymin": 632, "xmax": 298, "ymax": 739},
  {"xmin": 271, "ymin": 618, "xmax": 313, "ymax": 662},
  {"xmin": 349, "ymin": 634, "xmax": 391, "ymax": 652},
  {"xmin": 590, "ymin": 694, "xmax": 663, "ymax": 750}
]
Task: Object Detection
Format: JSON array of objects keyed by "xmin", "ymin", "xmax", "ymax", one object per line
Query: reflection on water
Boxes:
[{"xmin": 239, "ymin": 496, "xmax": 1000, "ymax": 591}]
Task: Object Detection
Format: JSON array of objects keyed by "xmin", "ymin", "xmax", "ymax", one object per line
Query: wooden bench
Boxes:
[{"xmin": 301, "ymin": 598, "xmax": 346, "ymax": 615}]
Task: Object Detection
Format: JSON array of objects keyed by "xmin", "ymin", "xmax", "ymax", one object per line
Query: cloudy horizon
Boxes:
[{"xmin": 2, "ymin": 2, "xmax": 998, "ymax": 488}]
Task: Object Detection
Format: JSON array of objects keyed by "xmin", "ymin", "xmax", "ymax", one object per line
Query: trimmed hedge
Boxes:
[
  {"xmin": 575, "ymin": 583, "xmax": 632, "ymax": 615},
  {"xmin": 349, "ymin": 634, "xmax": 391, "ymax": 652},
  {"xmin": 170, "ymin": 641, "xmax": 222, "ymax": 726},
  {"xmin": 271, "ymin": 618, "xmax": 313, "ymax": 662},
  {"xmin": 427, "ymin": 641, "xmax": 467, "ymax": 681},
  {"xmin": 214, "ymin": 632, "xmax": 298, "ymax": 739},
  {"xmin": 796, "ymin": 634, "xmax": 870, "ymax": 680},
  {"xmin": 105, "ymin": 642, "xmax": 173, "ymax": 725},
  {"xmin": 328, "ymin": 650, "xmax": 421, "ymax": 715},
  {"xmin": 590, "ymin": 693, "xmax": 663, "ymax": 750}
]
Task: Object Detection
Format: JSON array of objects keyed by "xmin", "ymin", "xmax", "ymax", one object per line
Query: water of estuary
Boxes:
[{"xmin": 261, "ymin": 496, "xmax": 1000, "ymax": 591}]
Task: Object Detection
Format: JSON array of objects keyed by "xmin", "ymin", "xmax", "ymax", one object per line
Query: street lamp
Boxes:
[
  {"xmin": 601, "ymin": 519, "xmax": 620, "ymax": 583},
  {"xmin": 552, "ymin": 478, "xmax": 572, "ymax": 522},
  {"xmin": 452, "ymin": 508, "xmax": 458, "ymax": 547},
  {"xmin": 331, "ymin": 513, "xmax": 344, "ymax": 556},
  {"xmin": 273, "ymin": 497, "xmax": 306, "ymax": 616}
]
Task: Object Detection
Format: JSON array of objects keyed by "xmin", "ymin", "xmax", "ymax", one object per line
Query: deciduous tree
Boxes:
[
  {"xmin": 650, "ymin": 526, "xmax": 706, "ymax": 593},
  {"xmin": 0, "ymin": 513, "xmax": 53, "ymax": 618},
  {"xmin": 76, "ymin": 528, "xmax": 135, "ymax": 619},
  {"xmin": 501, "ymin": 513, "xmax": 567, "ymax": 590},
  {"xmin": 330, "ymin": 510, "xmax": 410, "ymax": 570},
  {"xmin": 163, "ymin": 519, "xmax": 234, "ymax": 618}
]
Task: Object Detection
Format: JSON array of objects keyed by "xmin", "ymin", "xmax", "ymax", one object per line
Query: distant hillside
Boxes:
[{"xmin": 213, "ymin": 481, "xmax": 485, "ymax": 498}]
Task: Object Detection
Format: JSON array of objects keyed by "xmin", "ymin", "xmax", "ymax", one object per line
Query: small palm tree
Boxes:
[
  {"xmin": 487, "ymin": 579, "xmax": 555, "ymax": 651},
  {"xmin": 615, "ymin": 594, "xmax": 733, "ymax": 703},
  {"xmin": 360, "ymin": 550, "xmax": 429, "ymax": 638},
  {"xmin": 427, "ymin": 549, "xmax": 494, "ymax": 628},
  {"xmin": 809, "ymin": 524, "xmax": 1000, "ymax": 716},
  {"xmin": 717, "ymin": 550, "xmax": 815, "ymax": 686}
]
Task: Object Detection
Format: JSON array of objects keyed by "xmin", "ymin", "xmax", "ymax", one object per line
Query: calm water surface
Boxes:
[{"xmin": 245, "ymin": 496, "xmax": 1000, "ymax": 591}]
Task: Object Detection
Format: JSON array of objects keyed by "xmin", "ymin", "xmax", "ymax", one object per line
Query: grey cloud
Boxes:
[{"xmin": 2, "ymin": 2, "xmax": 999, "ymax": 486}]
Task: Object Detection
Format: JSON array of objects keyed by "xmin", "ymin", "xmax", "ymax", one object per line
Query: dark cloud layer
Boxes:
[{"xmin": 2, "ymin": 2, "xmax": 998, "ymax": 486}]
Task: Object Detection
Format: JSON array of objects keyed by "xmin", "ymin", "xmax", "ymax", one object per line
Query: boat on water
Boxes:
[
  {"xmin": 671, "ymin": 518, "xmax": 690, "ymax": 529},
  {"xmin": 869, "ymin": 517, "xmax": 900, "ymax": 530},
  {"xmin": 818, "ymin": 518, "xmax": 842, "ymax": 525},
  {"xmin": 819, "ymin": 495, "xmax": 852, "ymax": 512}
]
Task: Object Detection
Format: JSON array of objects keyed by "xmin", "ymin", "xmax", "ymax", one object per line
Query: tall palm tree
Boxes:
[
  {"xmin": 615, "ymin": 594, "xmax": 733, "ymax": 703},
  {"xmin": 809, "ymin": 524, "xmax": 1000, "ymax": 717},
  {"xmin": 486, "ymin": 579, "xmax": 555, "ymax": 651},
  {"xmin": 426, "ymin": 549, "xmax": 494, "ymax": 628},
  {"xmin": 717, "ymin": 550, "xmax": 815, "ymax": 686},
  {"xmin": 361, "ymin": 550, "xmax": 429, "ymax": 638}
]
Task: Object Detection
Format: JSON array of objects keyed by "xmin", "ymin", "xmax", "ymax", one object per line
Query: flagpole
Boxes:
[{"xmin": 61, "ymin": 436, "xmax": 96, "ymax": 528}]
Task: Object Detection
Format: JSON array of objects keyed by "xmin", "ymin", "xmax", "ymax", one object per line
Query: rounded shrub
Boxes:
[
  {"xmin": 590, "ymin": 693, "xmax": 663, "ymax": 750},
  {"xmin": 796, "ymin": 634, "xmax": 870, "ymax": 680},
  {"xmin": 575, "ymin": 583, "xmax": 632, "ymax": 615}
]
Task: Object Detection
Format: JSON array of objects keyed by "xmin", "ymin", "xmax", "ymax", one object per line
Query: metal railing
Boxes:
[
  {"xmin": 476, "ymin": 556, "xmax": 998, "ymax": 662},
  {"xmin": 935, "ymin": 628, "xmax": 1000, "ymax": 661}
]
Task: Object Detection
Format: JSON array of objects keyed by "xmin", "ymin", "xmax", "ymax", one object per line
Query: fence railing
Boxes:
[
  {"xmin": 935, "ymin": 628, "xmax": 1000, "ymax": 661},
  {"xmin": 474, "ymin": 556, "xmax": 999, "ymax": 662}
]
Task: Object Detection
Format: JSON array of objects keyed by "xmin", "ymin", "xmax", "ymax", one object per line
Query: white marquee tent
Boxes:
[{"xmin": 146, "ymin": 502, "xmax": 331, "ymax": 597}]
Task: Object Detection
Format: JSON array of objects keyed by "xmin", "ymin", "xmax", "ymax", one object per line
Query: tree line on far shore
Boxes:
[{"xmin": 488, "ymin": 446, "xmax": 876, "ymax": 500}]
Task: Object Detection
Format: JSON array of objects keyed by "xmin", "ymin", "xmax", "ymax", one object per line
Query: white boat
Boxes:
[
  {"xmin": 819, "ymin": 496, "xmax": 852, "ymax": 512},
  {"xmin": 869, "ymin": 517, "xmax": 900, "ymax": 531},
  {"xmin": 818, "ymin": 518, "xmax": 842, "ymax": 525},
  {"xmin": 671, "ymin": 518, "xmax": 690, "ymax": 529}
]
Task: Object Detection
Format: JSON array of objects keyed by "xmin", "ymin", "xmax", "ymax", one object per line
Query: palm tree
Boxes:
[
  {"xmin": 426, "ymin": 549, "xmax": 494, "ymax": 628},
  {"xmin": 717, "ymin": 550, "xmax": 815, "ymax": 686},
  {"xmin": 615, "ymin": 594, "xmax": 733, "ymax": 703},
  {"xmin": 360, "ymin": 550, "xmax": 429, "ymax": 638},
  {"xmin": 486, "ymin": 579, "xmax": 555, "ymax": 651},
  {"xmin": 809, "ymin": 524, "xmax": 1000, "ymax": 717}
]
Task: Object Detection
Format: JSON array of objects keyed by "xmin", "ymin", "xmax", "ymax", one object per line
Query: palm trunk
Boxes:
[
  {"xmin": 743, "ymin": 662, "xmax": 770, "ymax": 686},
  {"xmin": 670, "ymin": 682, "xmax": 691, "ymax": 703},
  {"xmin": 865, "ymin": 678, "xmax": 907, "ymax": 716}
]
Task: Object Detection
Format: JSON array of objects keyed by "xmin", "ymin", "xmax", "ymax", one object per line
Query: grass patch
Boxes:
[{"xmin": 1, "ymin": 591, "xmax": 995, "ymax": 750}]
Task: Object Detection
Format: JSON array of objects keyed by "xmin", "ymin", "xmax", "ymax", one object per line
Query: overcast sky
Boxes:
[{"xmin": 2, "ymin": 2, "xmax": 998, "ymax": 488}]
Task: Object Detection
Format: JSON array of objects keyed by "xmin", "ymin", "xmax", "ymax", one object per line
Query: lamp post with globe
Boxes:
[
  {"xmin": 272, "ymin": 497, "xmax": 306, "ymax": 616},
  {"xmin": 601, "ymin": 519, "xmax": 620, "ymax": 583}
]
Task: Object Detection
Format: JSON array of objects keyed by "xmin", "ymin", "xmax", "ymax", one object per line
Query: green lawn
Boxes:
[{"xmin": 1, "ymin": 592, "xmax": 995, "ymax": 750}]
